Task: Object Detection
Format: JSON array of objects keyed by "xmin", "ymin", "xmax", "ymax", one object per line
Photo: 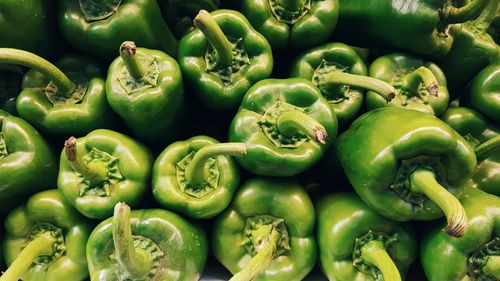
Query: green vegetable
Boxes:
[{"xmin": 467, "ymin": 58, "xmax": 500, "ymax": 125}]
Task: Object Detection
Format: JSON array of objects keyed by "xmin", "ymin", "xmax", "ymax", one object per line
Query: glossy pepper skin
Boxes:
[
  {"xmin": 178, "ymin": 9, "xmax": 273, "ymax": 110},
  {"xmin": 59, "ymin": 0, "xmax": 177, "ymax": 60},
  {"xmin": 160, "ymin": 0, "xmax": 218, "ymax": 38},
  {"xmin": 467, "ymin": 59, "xmax": 500, "ymax": 125},
  {"xmin": 318, "ymin": 193, "xmax": 417, "ymax": 281},
  {"xmin": 366, "ymin": 53, "xmax": 449, "ymax": 116},
  {"xmin": 2, "ymin": 189, "xmax": 91, "ymax": 281},
  {"xmin": 152, "ymin": 136, "xmax": 244, "ymax": 219},
  {"xmin": 87, "ymin": 203, "xmax": 208, "ymax": 281},
  {"xmin": 421, "ymin": 188, "xmax": 500, "ymax": 281},
  {"xmin": 106, "ymin": 41, "xmax": 184, "ymax": 145},
  {"xmin": 58, "ymin": 129, "xmax": 153, "ymax": 219},
  {"xmin": 0, "ymin": 110, "xmax": 57, "ymax": 213},
  {"xmin": 336, "ymin": 108, "xmax": 476, "ymax": 236},
  {"xmin": 229, "ymin": 78, "xmax": 337, "ymax": 177},
  {"xmin": 242, "ymin": 0, "xmax": 339, "ymax": 51},
  {"xmin": 213, "ymin": 177, "xmax": 317, "ymax": 281}
]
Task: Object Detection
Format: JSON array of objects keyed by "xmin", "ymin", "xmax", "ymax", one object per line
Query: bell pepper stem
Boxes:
[
  {"xmin": 440, "ymin": 0, "xmax": 489, "ymax": 24},
  {"xmin": 119, "ymin": 41, "xmax": 145, "ymax": 80},
  {"xmin": 410, "ymin": 169, "xmax": 467, "ymax": 237},
  {"xmin": 400, "ymin": 66, "xmax": 439, "ymax": 97},
  {"xmin": 475, "ymin": 135, "xmax": 500, "ymax": 161},
  {"xmin": 64, "ymin": 136, "xmax": 109, "ymax": 186},
  {"xmin": 321, "ymin": 71, "xmax": 396, "ymax": 102},
  {"xmin": 193, "ymin": 10, "xmax": 233, "ymax": 68},
  {"xmin": 360, "ymin": 240, "xmax": 402, "ymax": 281},
  {"xmin": 0, "ymin": 48, "xmax": 75, "ymax": 98},
  {"xmin": 113, "ymin": 203, "xmax": 152, "ymax": 279},
  {"xmin": 185, "ymin": 143, "xmax": 247, "ymax": 186},
  {"xmin": 483, "ymin": 256, "xmax": 500, "ymax": 279},
  {"xmin": 275, "ymin": 0, "xmax": 304, "ymax": 12},
  {"xmin": 229, "ymin": 227, "xmax": 280, "ymax": 281},
  {"xmin": 473, "ymin": 0, "xmax": 500, "ymax": 32},
  {"xmin": 277, "ymin": 111, "xmax": 329, "ymax": 144},
  {"xmin": 0, "ymin": 233, "xmax": 55, "ymax": 281}
]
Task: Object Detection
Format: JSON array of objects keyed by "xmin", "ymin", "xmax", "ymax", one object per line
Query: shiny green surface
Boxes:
[{"xmin": 468, "ymin": 59, "xmax": 500, "ymax": 125}]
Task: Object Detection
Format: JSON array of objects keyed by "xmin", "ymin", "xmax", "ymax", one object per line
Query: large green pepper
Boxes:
[
  {"xmin": 467, "ymin": 59, "xmax": 500, "ymax": 125},
  {"xmin": 59, "ymin": 0, "xmax": 177, "ymax": 60},
  {"xmin": 87, "ymin": 202, "xmax": 208, "ymax": 281},
  {"xmin": 152, "ymin": 136, "xmax": 245, "ymax": 219},
  {"xmin": 160, "ymin": 0, "xmax": 218, "ymax": 38},
  {"xmin": 229, "ymin": 78, "xmax": 337, "ymax": 176},
  {"xmin": 1, "ymin": 189, "xmax": 91, "ymax": 281},
  {"xmin": 178, "ymin": 9, "xmax": 273, "ymax": 110},
  {"xmin": 106, "ymin": 41, "xmax": 184, "ymax": 145},
  {"xmin": 0, "ymin": 48, "xmax": 116, "ymax": 138},
  {"xmin": 213, "ymin": 177, "xmax": 316, "ymax": 281},
  {"xmin": 241, "ymin": 0, "xmax": 339, "ymax": 51},
  {"xmin": 336, "ymin": 107, "xmax": 477, "ymax": 237},
  {"xmin": 421, "ymin": 188, "xmax": 499, "ymax": 281},
  {"xmin": 334, "ymin": 0, "xmax": 490, "ymax": 58},
  {"xmin": 0, "ymin": 110, "xmax": 57, "ymax": 213},
  {"xmin": 318, "ymin": 193, "xmax": 417, "ymax": 281},
  {"xmin": 366, "ymin": 53, "xmax": 449, "ymax": 116},
  {"xmin": 58, "ymin": 130, "xmax": 153, "ymax": 219}
]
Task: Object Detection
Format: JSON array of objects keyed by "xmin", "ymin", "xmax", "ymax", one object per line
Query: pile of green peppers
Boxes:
[{"xmin": 0, "ymin": 0, "xmax": 499, "ymax": 280}]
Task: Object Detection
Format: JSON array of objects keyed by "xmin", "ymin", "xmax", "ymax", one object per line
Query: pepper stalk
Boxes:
[
  {"xmin": 399, "ymin": 66, "xmax": 439, "ymax": 97},
  {"xmin": 360, "ymin": 240, "xmax": 402, "ymax": 281},
  {"xmin": 119, "ymin": 41, "xmax": 145, "ymax": 80},
  {"xmin": 475, "ymin": 135, "xmax": 500, "ymax": 161},
  {"xmin": 64, "ymin": 136, "xmax": 109, "ymax": 186},
  {"xmin": 440, "ymin": 0, "xmax": 490, "ymax": 25}
]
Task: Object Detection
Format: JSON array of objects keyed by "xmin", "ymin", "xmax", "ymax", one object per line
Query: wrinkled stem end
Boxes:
[
  {"xmin": 361, "ymin": 240, "xmax": 402, "ymax": 281},
  {"xmin": 276, "ymin": 111, "xmax": 329, "ymax": 144},
  {"xmin": 440, "ymin": 0, "xmax": 490, "ymax": 25},
  {"xmin": 119, "ymin": 41, "xmax": 144, "ymax": 80}
]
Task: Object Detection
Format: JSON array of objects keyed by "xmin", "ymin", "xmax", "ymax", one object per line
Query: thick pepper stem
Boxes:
[
  {"xmin": 276, "ymin": 111, "xmax": 329, "ymax": 144},
  {"xmin": 229, "ymin": 227, "xmax": 280, "ymax": 281},
  {"xmin": 440, "ymin": 0, "xmax": 490, "ymax": 25},
  {"xmin": 185, "ymin": 143, "xmax": 247, "ymax": 187},
  {"xmin": 321, "ymin": 71, "xmax": 396, "ymax": 102},
  {"xmin": 483, "ymin": 255, "xmax": 500, "ymax": 279},
  {"xmin": 360, "ymin": 240, "xmax": 401, "ymax": 281},
  {"xmin": 275, "ymin": 0, "xmax": 305, "ymax": 11},
  {"xmin": 193, "ymin": 10, "xmax": 233, "ymax": 68},
  {"xmin": 113, "ymin": 203, "xmax": 152, "ymax": 279},
  {"xmin": 0, "ymin": 233, "xmax": 56, "ymax": 281},
  {"xmin": 475, "ymin": 135, "xmax": 500, "ymax": 161},
  {"xmin": 64, "ymin": 136, "xmax": 109, "ymax": 186},
  {"xmin": 473, "ymin": 0, "xmax": 500, "ymax": 32},
  {"xmin": 399, "ymin": 66, "xmax": 439, "ymax": 97},
  {"xmin": 119, "ymin": 41, "xmax": 145, "ymax": 80},
  {"xmin": 410, "ymin": 169, "xmax": 467, "ymax": 237},
  {"xmin": 0, "ymin": 48, "xmax": 75, "ymax": 97}
]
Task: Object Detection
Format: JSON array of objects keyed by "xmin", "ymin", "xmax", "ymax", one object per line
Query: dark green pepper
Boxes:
[
  {"xmin": 336, "ymin": 108, "xmax": 477, "ymax": 237},
  {"xmin": 318, "ymin": 193, "xmax": 417, "ymax": 281},
  {"xmin": 229, "ymin": 78, "xmax": 337, "ymax": 176},
  {"xmin": 58, "ymin": 130, "xmax": 153, "ymax": 219},
  {"xmin": 161, "ymin": 0, "xmax": 218, "ymax": 38},
  {"xmin": 178, "ymin": 9, "xmax": 273, "ymax": 110},
  {"xmin": 1, "ymin": 189, "xmax": 91, "ymax": 281},
  {"xmin": 213, "ymin": 177, "xmax": 316, "ymax": 281},
  {"xmin": 467, "ymin": 58, "xmax": 500, "ymax": 125}
]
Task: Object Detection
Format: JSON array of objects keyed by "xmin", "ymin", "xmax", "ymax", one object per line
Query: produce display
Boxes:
[{"xmin": 0, "ymin": 0, "xmax": 499, "ymax": 281}]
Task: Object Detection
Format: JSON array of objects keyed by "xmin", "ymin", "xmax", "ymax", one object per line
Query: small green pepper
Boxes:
[{"xmin": 467, "ymin": 59, "xmax": 500, "ymax": 125}]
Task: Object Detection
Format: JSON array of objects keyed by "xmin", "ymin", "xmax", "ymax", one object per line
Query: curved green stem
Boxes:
[
  {"xmin": 276, "ymin": 0, "xmax": 305, "ymax": 11},
  {"xmin": 193, "ymin": 10, "xmax": 233, "ymax": 68},
  {"xmin": 277, "ymin": 111, "xmax": 329, "ymax": 144},
  {"xmin": 229, "ymin": 227, "xmax": 279, "ymax": 281},
  {"xmin": 360, "ymin": 240, "xmax": 402, "ymax": 281},
  {"xmin": 0, "ymin": 48, "xmax": 75, "ymax": 97},
  {"xmin": 0, "ymin": 233, "xmax": 55, "ymax": 281},
  {"xmin": 113, "ymin": 203, "xmax": 152, "ymax": 279},
  {"xmin": 410, "ymin": 169, "xmax": 467, "ymax": 237},
  {"xmin": 185, "ymin": 143, "xmax": 247, "ymax": 187},
  {"xmin": 473, "ymin": 0, "xmax": 500, "ymax": 32},
  {"xmin": 483, "ymin": 255, "xmax": 500, "ymax": 279},
  {"xmin": 475, "ymin": 135, "xmax": 500, "ymax": 161},
  {"xmin": 440, "ymin": 0, "xmax": 490, "ymax": 24},
  {"xmin": 64, "ymin": 137, "xmax": 109, "ymax": 186},
  {"xmin": 400, "ymin": 66, "xmax": 439, "ymax": 97},
  {"xmin": 321, "ymin": 71, "xmax": 396, "ymax": 102},
  {"xmin": 120, "ymin": 41, "xmax": 145, "ymax": 80}
]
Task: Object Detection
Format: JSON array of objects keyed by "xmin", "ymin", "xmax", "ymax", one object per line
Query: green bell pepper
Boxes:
[
  {"xmin": 106, "ymin": 41, "xmax": 184, "ymax": 145},
  {"xmin": 334, "ymin": 0, "xmax": 490, "ymax": 58},
  {"xmin": 0, "ymin": 65, "xmax": 23, "ymax": 115},
  {"xmin": 59, "ymin": 0, "xmax": 177, "ymax": 60},
  {"xmin": 1, "ymin": 189, "xmax": 91, "ymax": 281},
  {"xmin": 241, "ymin": 0, "xmax": 339, "ymax": 51},
  {"xmin": 213, "ymin": 177, "xmax": 316, "ymax": 281},
  {"xmin": 87, "ymin": 202, "xmax": 208, "ymax": 281},
  {"xmin": 336, "ymin": 107, "xmax": 477, "ymax": 237},
  {"xmin": 178, "ymin": 9, "xmax": 273, "ymax": 110},
  {"xmin": 290, "ymin": 42, "xmax": 397, "ymax": 125},
  {"xmin": 366, "ymin": 53, "xmax": 449, "ymax": 116},
  {"xmin": 0, "ymin": 48, "xmax": 117, "ymax": 138},
  {"xmin": 421, "ymin": 187, "xmax": 500, "ymax": 281},
  {"xmin": 152, "ymin": 135, "xmax": 246, "ymax": 219},
  {"xmin": 58, "ymin": 130, "xmax": 153, "ymax": 219},
  {"xmin": 318, "ymin": 192, "xmax": 417, "ymax": 281},
  {"xmin": 0, "ymin": 110, "xmax": 57, "ymax": 213},
  {"xmin": 160, "ymin": 0, "xmax": 218, "ymax": 38},
  {"xmin": 467, "ymin": 59, "xmax": 500, "ymax": 125},
  {"xmin": 228, "ymin": 78, "xmax": 337, "ymax": 176}
]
